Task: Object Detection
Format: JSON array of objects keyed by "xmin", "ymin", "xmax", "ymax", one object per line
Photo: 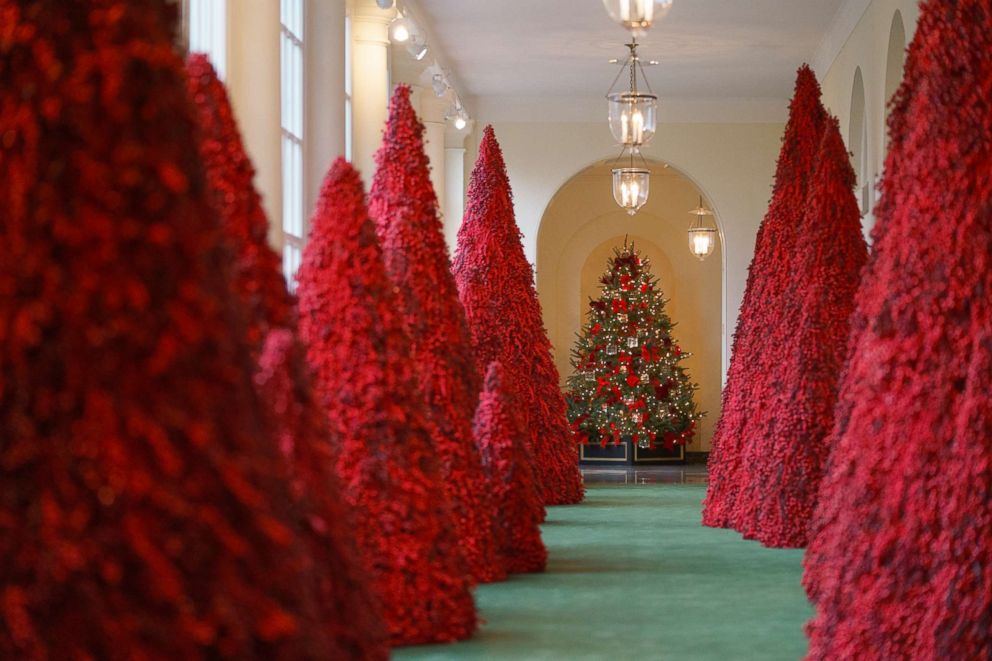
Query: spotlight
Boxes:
[
  {"xmin": 432, "ymin": 73, "xmax": 448, "ymax": 97},
  {"xmin": 390, "ymin": 18, "xmax": 409, "ymax": 42},
  {"xmin": 407, "ymin": 38, "xmax": 428, "ymax": 61}
]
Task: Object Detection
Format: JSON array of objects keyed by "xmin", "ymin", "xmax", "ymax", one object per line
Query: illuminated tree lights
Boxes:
[{"xmin": 566, "ymin": 243, "xmax": 702, "ymax": 449}]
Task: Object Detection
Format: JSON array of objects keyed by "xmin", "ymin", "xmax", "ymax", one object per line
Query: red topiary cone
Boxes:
[
  {"xmin": 187, "ymin": 55, "xmax": 387, "ymax": 656},
  {"xmin": 474, "ymin": 362, "xmax": 548, "ymax": 574},
  {"xmin": 296, "ymin": 158, "xmax": 476, "ymax": 647},
  {"xmin": 730, "ymin": 117, "xmax": 867, "ymax": 549},
  {"xmin": 185, "ymin": 53, "xmax": 294, "ymax": 358},
  {"xmin": 255, "ymin": 330, "xmax": 388, "ymax": 659},
  {"xmin": 368, "ymin": 85, "xmax": 502, "ymax": 584},
  {"xmin": 453, "ymin": 126, "xmax": 584, "ymax": 506},
  {"xmin": 0, "ymin": 3, "xmax": 345, "ymax": 657},
  {"xmin": 803, "ymin": 1, "xmax": 992, "ymax": 658},
  {"xmin": 702, "ymin": 65, "xmax": 827, "ymax": 530}
]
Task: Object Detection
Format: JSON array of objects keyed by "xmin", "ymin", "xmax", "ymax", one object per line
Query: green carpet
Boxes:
[{"xmin": 394, "ymin": 484, "xmax": 812, "ymax": 661}]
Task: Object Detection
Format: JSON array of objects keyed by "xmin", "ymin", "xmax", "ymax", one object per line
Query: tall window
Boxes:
[
  {"xmin": 281, "ymin": 0, "xmax": 305, "ymax": 286},
  {"xmin": 187, "ymin": 0, "xmax": 227, "ymax": 78}
]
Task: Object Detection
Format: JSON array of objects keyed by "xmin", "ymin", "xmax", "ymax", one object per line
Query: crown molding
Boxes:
[{"xmin": 811, "ymin": 0, "xmax": 873, "ymax": 80}]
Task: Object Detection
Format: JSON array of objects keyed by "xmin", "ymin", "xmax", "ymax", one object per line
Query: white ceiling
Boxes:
[{"xmin": 411, "ymin": 0, "xmax": 846, "ymax": 101}]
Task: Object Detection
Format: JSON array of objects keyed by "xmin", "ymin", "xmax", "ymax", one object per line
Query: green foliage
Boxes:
[{"xmin": 566, "ymin": 242, "xmax": 703, "ymax": 448}]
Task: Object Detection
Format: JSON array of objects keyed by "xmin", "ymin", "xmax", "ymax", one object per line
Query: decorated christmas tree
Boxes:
[
  {"xmin": 296, "ymin": 158, "xmax": 476, "ymax": 646},
  {"xmin": 730, "ymin": 117, "xmax": 867, "ymax": 549},
  {"xmin": 369, "ymin": 85, "xmax": 501, "ymax": 584},
  {"xmin": 702, "ymin": 65, "xmax": 827, "ymax": 529},
  {"xmin": 566, "ymin": 243, "xmax": 702, "ymax": 450},
  {"xmin": 0, "ymin": 2, "xmax": 357, "ymax": 656},
  {"xmin": 804, "ymin": 0, "xmax": 992, "ymax": 658},
  {"xmin": 474, "ymin": 362, "xmax": 547, "ymax": 575},
  {"xmin": 453, "ymin": 126, "xmax": 584, "ymax": 505}
]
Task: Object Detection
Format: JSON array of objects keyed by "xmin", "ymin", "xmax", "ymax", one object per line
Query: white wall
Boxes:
[{"xmin": 813, "ymin": 0, "xmax": 920, "ymax": 236}]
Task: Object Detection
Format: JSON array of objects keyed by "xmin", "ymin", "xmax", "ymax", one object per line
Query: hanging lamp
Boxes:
[
  {"xmin": 612, "ymin": 150, "xmax": 650, "ymax": 215},
  {"xmin": 601, "ymin": 0, "xmax": 674, "ymax": 36},
  {"xmin": 687, "ymin": 196, "xmax": 717, "ymax": 260},
  {"xmin": 607, "ymin": 40, "xmax": 657, "ymax": 148}
]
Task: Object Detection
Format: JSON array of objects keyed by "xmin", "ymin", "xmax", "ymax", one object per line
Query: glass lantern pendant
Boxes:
[
  {"xmin": 607, "ymin": 41, "xmax": 657, "ymax": 148},
  {"xmin": 602, "ymin": 0, "xmax": 674, "ymax": 36},
  {"xmin": 613, "ymin": 165, "xmax": 650, "ymax": 215},
  {"xmin": 687, "ymin": 195, "xmax": 717, "ymax": 261}
]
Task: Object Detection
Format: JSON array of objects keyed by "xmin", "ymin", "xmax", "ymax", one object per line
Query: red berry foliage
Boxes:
[
  {"xmin": 185, "ymin": 53, "xmax": 294, "ymax": 359},
  {"xmin": 474, "ymin": 362, "xmax": 548, "ymax": 574},
  {"xmin": 368, "ymin": 85, "xmax": 502, "ymax": 584},
  {"xmin": 702, "ymin": 65, "xmax": 827, "ymax": 529},
  {"xmin": 804, "ymin": 1, "xmax": 992, "ymax": 657},
  {"xmin": 729, "ymin": 117, "xmax": 867, "ymax": 548},
  {"xmin": 0, "ymin": 3, "xmax": 344, "ymax": 657},
  {"xmin": 296, "ymin": 158, "xmax": 476, "ymax": 646},
  {"xmin": 255, "ymin": 330, "xmax": 388, "ymax": 659},
  {"xmin": 453, "ymin": 126, "xmax": 584, "ymax": 506},
  {"xmin": 187, "ymin": 54, "xmax": 385, "ymax": 655}
]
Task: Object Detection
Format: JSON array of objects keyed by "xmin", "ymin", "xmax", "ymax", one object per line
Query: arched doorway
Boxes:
[
  {"xmin": 849, "ymin": 66, "xmax": 871, "ymax": 240},
  {"xmin": 536, "ymin": 159, "xmax": 723, "ymax": 452},
  {"xmin": 884, "ymin": 10, "xmax": 907, "ymax": 152}
]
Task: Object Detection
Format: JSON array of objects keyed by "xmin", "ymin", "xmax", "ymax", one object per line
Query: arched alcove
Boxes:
[
  {"xmin": 536, "ymin": 160, "xmax": 722, "ymax": 451},
  {"xmin": 884, "ymin": 10, "xmax": 907, "ymax": 152},
  {"xmin": 849, "ymin": 67, "xmax": 872, "ymax": 240}
]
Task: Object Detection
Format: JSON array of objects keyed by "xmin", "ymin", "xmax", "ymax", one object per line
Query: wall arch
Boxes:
[
  {"xmin": 849, "ymin": 66, "xmax": 873, "ymax": 240},
  {"xmin": 536, "ymin": 159, "xmax": 723, "ymax": 451},
  {"xmin": 883, "ymin": 10, "xmax": 907, "ymax": 152}
]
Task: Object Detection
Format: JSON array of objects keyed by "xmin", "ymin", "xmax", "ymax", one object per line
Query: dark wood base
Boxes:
[{"xmin": 579, "ymin": 438, "xmax": 685, "ymax": 465}]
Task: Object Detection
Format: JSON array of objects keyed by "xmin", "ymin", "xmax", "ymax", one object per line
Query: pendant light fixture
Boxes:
[
  {"xmin": 687, "ymin": 196, "xmax": 717, "ymax": 260},
  {"xmin": 607, "ymin": 38, "xmax": 655, "ymax": 215},
  {"xmin": 607, "ymin": 40, "xmax": 657, "ymax": 148},
  {"xmin": 601, "ymin": 0, "xmax": 674, "ymax": 36}
]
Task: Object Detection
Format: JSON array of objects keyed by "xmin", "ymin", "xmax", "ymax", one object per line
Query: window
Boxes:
[
  {"xmin": 281, "ymin": 0, "xmax": 305, "ymax": 287},
  {"xmin": 344, "ymin": 14, "xmax": 353, "ymax": 161},
  {"xmin": 187, "ymin": 0, "xmax": 227, "ymax": 79}
]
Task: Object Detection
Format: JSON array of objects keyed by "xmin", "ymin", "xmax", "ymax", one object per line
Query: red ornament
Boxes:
[
  {"xmin": 473, "ymin": 362, "xmax": 548, "ymax": 575},
  {"xmin": 453, "ymin": 127, "xmax": 583, "ymax": 505},
  {"xmin": 804, "ymin": 3, "xmax": 992, "ymax": 658},
  {"xmin": 591, "ymin": 323, "xmax": 602, "ymax": 335},
  {"xmin": 297, "ymin": 160, "xmax": 475, "ymax": 646},
  {"xmin": 368, "ymin": 85, "xmax": 501, "ymax": 585},
  {"xmin": 626, "ymin": 374, "xmax": 640, "ymax": 387}
]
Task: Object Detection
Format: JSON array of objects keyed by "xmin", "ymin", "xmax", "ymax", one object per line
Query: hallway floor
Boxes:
[{"xmin": 395, "ymin": 469, "xmax": 812, "ymax": 660}]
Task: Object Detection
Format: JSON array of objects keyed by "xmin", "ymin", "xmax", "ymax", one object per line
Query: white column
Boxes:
[
  {"xmin": 305, "ymin": 0, "xmax": 346, "ymax": 220},
  {"xmin": 226, "ymin": 0, "xmax": 283, "ymax": 252},
  {"xmin": 443, "ymin": 146, "xmax": 465, "ymax": 250},
  {"xmin": 411, "ymin": 86, "xmax": 448, "ymax": 221},
  {"xmin": 350, "ymin": 0, "xmax": 393, "ymax": 186}
]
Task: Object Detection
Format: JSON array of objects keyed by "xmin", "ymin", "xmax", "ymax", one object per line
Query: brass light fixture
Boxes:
[
  {"xmin": 601, "ymin": 0, "xmax": 674, "ymax": 36},
  {"xmin": 687, "ymin": 196, "xmax": 717, "ymax": 260}
]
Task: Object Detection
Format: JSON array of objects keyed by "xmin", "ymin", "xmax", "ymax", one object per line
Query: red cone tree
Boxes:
[
  {"xmin": 702, "ymin": 65, "xmax": 827, "ymax": 529},
  {"xmin": 0, "ymin": 3, "xmax": 346, "ymax": 657},
  {"xmin": 185, "ymin": 54, "xmax": 293, "ymax": 357},
  {"xmin": 296, "ymin": 158, "xmax": 476, "ymax": 646},
  {"xmin": 729, "ymin": 117, "xmax": 867, "ymax": 548},
  {"xmin": 187, "ymin": 55, "xmax": 386, "ymax": 656},
  {"xmin": 368, "ymin": 85, "xmax": 502, "ymax": 584},
  {"xmin": 453, "ymin": 126, "xmax": 584, "ymax": 506},
  {"xmin": 255, "ymin": 331, "xmax": 387, "ymax": 659},
  {"xmin": 474, "ymin": 362, "xmax": 548, "ymax": 574},
  {"xmin": 804, "ymin": 1, "xmax": 992, "ymax": 657}
]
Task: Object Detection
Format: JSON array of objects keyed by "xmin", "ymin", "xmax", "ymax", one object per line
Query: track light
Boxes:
[
  {"xmin": 390, "ymin": 17, "xmax": 410, "ymax": 42},
  {"xmin": 432, "ymin": 73, "xmax": 448, "ymax": 97},
  {"xmin": 407, "ymin": 38, "xmax": 428, "ymax": 61}
]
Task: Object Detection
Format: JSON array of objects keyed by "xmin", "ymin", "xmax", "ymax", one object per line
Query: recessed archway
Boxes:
[
  {"xmin": 536, "ymin": 159, "xmax": 723, "ymax": 452},
  {"xmin": 849, "ymin": 66, "xmax": 871, "ymax": 240},
  {"xmin": 884, "ymin": 10, "xmax": 907, "ymax": 152}
]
